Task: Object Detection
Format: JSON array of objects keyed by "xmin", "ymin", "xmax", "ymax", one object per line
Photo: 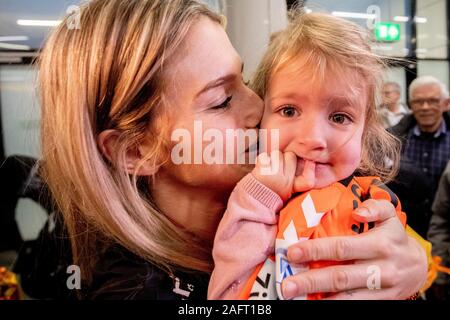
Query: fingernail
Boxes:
[
  {"xmin": 289, "ymin": 248, "xmax": 303, "ymax": 261},
  {"xmin": 283, "ymin": 280, "xmax": 298, "ymax": 299}
]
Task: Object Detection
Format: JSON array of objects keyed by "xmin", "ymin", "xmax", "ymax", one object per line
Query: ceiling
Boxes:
[
  {"xmin": 0, "ymin": 0, "xmax": 81, "ymax": 50},
  {"xmin": 0, "ymin": 0, "xmax": 447, "ymax": 56}
]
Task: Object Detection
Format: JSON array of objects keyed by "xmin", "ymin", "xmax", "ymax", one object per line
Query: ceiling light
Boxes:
[
  {"xmin": 0, "ymin": 42, "xmax": 31, "ymax": 50},
  {"xmin": 0, "ymin": 36, "xmax": 29, "ymax": 42},
  {"xmin": 17, "ymin": 19, "xmax": 61, "ymax": 27},
  {"xmin": 332, "ymin": 11, "xmax": 377, "ymax": 20},
  {"xmin": 414, "ymin": 16, "xmax": 428, "ymax": 23},
  {"xmin": 393, "ymin": 16, "xmax": 409, "ymax": 22}
]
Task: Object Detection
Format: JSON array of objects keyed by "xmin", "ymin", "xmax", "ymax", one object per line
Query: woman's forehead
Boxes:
[{"xmin": 164, "ymin": 17, "xmax": 241, "ymax": 95}]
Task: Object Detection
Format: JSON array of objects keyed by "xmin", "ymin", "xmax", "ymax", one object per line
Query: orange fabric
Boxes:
[
  {"xmin": 0, "ymin": 267, "xmax": 21, "ymax": 300},
  {"xmin": 241, "ymin": 176, "xmax": 406, "ymax": 300},
  {"xmin": 238, "ymin": 256, "xmax": 275, "ymax": 300}
]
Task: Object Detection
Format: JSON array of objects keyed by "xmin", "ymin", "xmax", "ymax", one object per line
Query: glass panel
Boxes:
[
  {"xmin": 0, "ymin": 64, "xmax": 40, "ymax": 158},
  {"xmin": 305, "ymin": 0, "xmax": 409, "ymax": 57},
  {"xmin": 417, "ymin": 60, "xmax": 449, "ymax": 89},
  {"xmin": 0, "ymin": 64, "xmax": 45, "ymax": 241},
  {"xmin": 225, "ymin": 0, "xmax": 288, "ymax": 79},
  {"xmin": 416, "ymin": 0, "xmax": 448, "ymax": 59},
  {"xmin": 383, "ymin": 67, "xmax": 408, "ymax": 104}
]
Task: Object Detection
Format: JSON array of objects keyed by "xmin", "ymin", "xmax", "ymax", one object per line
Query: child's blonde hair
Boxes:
[
  {"xmin": 252, "ymin": 11, "xmax": 400, "ymax": 182},
  {"xmin": 39, "ymin": 0, "xmax": 223, "ymax": 285}
]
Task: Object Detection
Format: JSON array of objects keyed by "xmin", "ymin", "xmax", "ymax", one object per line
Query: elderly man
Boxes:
[
  {"xmin": 391, "ymin": 76, "xmax": 450, "ymax": 200},
  {"xmin": 379, "ymin": 81, "xmax": 410, "ymax": 128}
]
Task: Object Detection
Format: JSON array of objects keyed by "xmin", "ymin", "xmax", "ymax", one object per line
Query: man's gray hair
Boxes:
[{"xmin": 409, "ymin": 76, "xmax": 449, "ymax": 100}]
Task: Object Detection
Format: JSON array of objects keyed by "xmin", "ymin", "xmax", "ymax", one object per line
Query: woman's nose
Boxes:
[{"xmin": 243, "ymin": 87, "xmax": 264, "ymax": 129}]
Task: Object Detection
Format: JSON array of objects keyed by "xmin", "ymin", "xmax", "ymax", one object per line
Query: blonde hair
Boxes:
[
  {"xmin": 252, "ymin": 11, "xmax": 400, "ymax": 182},
  {"xmin": 39, "ymin": 0, "xmax": 223, "ymax": 285}
]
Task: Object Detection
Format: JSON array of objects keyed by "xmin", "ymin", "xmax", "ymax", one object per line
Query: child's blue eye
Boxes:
[
  {"xmin": 330, "ymin": 113, "xmax": 352, "ymax": 124},
  {"xmin": 279, "ymin": 106, "xmax": 299, "ymax": 118},
  {"xmin": 211, "ymin": 96, "xmax": 233, "ymax": 110}
]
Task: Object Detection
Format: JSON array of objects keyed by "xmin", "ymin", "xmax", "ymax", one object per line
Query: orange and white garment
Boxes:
[{"xmin": 208, "ymin": 173, "xmax": 406, "ymax": 300}]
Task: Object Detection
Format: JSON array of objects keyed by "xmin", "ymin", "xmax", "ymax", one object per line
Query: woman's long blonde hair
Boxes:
[
  {"xmin": 253, "ymin": 11, "xmax": 401, "ymax": 182},
  {"xmin": 39, "ymin": 0, "xmax": 222, "ymax": 285}
]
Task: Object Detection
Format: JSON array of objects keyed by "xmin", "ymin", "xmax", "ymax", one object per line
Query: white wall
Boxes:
[
  {"xmin": 383, "ymin": 67, "xmax": 407, "ymax": 104},
  {"xmin": 416, "ymin": 0, "xmax": 447, "ymax": 59},
  {"xmin": 418, "ymin": 60, "xmax": 450, "ymax": 89},
  {"xmin": 1, "ymin": 65, "xmax": 46, "ymax": 241},
  {"xmin": 225, "ymin": 0, "xmax": 288, "ymax": 79},
  {"xmin": 0, "ymin": 65, "xmax": 40, "ymax": 158}
]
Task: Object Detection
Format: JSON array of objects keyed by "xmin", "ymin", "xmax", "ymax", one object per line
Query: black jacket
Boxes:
[
  {"xmin": 389, "ymin": 111, "xmax": 450, "ymax": 147},
  {"xmin": 83, "ymin": 245, "xmax": 210, "ymax": 300},
  {"xmin": 5, "ymin": 155, "xmax": 210, "ymax": 300},
  {"xmin": 387, "ymin": 111, "xmax": 450, "ymax": 238}
]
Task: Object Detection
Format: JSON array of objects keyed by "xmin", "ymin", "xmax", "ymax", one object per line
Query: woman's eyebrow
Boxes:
[{"xmin": 196, "ymin": 62, "xmax": 244, "ymax": 98}]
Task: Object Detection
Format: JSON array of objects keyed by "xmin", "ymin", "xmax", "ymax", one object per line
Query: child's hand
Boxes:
[
  {"xmin": 293, "ymin": 160, "xmax": 316, "ymax": 193},
  {"xmin": 253, "ymin": 151, "xmax": 317, "ymax": 201},
  {"xmin": 252, "ymin": 151, "xmax": 297, "ymax": 201}
]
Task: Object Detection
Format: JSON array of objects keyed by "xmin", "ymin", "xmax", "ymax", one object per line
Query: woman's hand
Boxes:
[{"xmin": 281, "ymin": 199, "xmax": 428, "ymax": 300}]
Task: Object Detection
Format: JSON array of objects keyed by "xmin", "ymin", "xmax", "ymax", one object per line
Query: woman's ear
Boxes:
[{"xmin": 97, "ymin": 130, "xmax": 159, "ymax": 176}]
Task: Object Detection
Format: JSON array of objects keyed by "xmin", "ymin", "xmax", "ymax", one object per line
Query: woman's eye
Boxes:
[
  {"xmin": 211, "ymin": 96, "xmax": 232, "ymax": 110},
  {"xmin": 279, "ymin": 106, "xmax": 298, "ymax": 118},
  {"xmin": 330, "ymin": 113, "xmax": 352, "ymax": 124}
]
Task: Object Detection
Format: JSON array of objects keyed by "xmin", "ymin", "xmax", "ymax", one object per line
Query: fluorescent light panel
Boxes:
[
  {"xmin": 414, "ymin": 16, "xmax": 428, "ymax": 23},
  {"xmin": 332, "ymin": 11, "xmax": 377, "ymax": 20},
  {"xmin": 17, "ymin": 19, "xmax": 61, "ymax": 27},
  {"xmin": 0, "ymin": 42, "xmax": 31, "ymax": 50},
  {"xmin": 392, "ymin": 16, "xmax": 427, "ymax": 23},
  {"xmin": 394, "ymin": 16, "xmax": 410, "ymax": 22},
  {"xmin": 0, "ymin": 36, "xmax": 29, "ymax": 42}
]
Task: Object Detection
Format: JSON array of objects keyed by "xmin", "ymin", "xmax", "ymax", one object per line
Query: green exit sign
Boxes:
[{"xmin": 375, "ymin": 23, "xmax": 401, "ymax": 42}]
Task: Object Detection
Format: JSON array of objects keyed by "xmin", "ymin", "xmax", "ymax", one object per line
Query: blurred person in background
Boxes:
[
  {"xmin": 390, "ymin": 76, "xmax": 450, "ymax": 201},
  {"xmin": 427, "ymin": 161, "xmax": 450, "ymax": 300},
  {"xmin": 379, "ymin": 81, "xmax": 410, "ymax": 129}
]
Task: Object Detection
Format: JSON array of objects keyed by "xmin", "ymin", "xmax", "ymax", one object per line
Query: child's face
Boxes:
[{"xmin": 261, "ymin": 59, "xmax": 366, "ymax": 189}]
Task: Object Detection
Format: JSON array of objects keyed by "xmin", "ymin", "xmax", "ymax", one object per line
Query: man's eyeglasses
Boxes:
[{"xmin": 410, "ymin": 98, "xmax": 441, "ymax": 108}]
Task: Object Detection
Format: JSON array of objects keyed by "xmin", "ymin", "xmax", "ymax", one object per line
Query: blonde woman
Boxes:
[{"xmin": 39, "ymin": 0, "xmax": 426, "ymax": 300}]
